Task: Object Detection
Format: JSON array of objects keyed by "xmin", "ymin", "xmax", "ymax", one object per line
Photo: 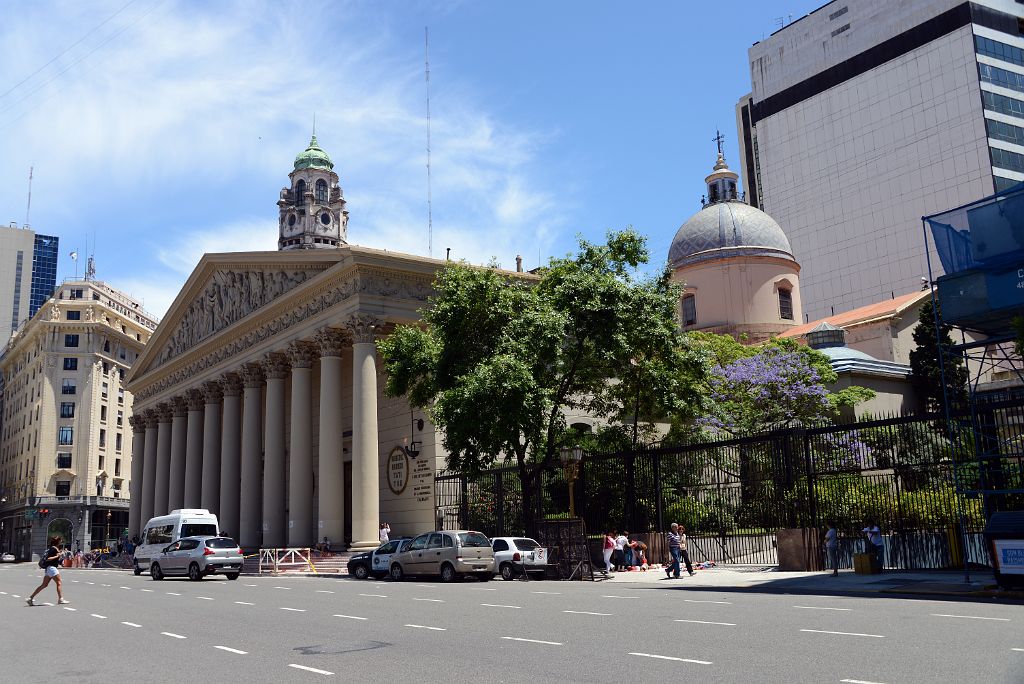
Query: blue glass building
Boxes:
[{"xmin": 29, "ymin": 234, "xmax": 59, "ymax": 318}]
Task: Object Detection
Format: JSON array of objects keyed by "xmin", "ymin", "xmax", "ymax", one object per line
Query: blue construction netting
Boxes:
[{"xmin": 926, "ymin": 181, "xmax": 1024, "ymax": 275}]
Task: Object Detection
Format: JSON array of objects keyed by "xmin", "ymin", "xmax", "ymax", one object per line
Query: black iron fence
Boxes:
[{"xmin": 436, "ymin": 404, "xmax": 1024, "ymax": 569}]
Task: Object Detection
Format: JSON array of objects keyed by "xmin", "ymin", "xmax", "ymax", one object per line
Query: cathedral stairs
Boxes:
[{"xmin": 241, "ymin": 550, "xmax": 354, "ymax": 576}]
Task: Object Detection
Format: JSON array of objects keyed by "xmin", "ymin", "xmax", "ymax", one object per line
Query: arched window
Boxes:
[
  {"xmin": 779, "ymin": 288, "xmax": 794, "ymax": 320},
  {"xmin": 295, "ymin": 179, "xmax": 306, "ymax": 206},
  {"xmin": 315, "ymin": 179, "xmax": 328, "ymax": 203},
  {"xmin": 682, "ymin": 294, "xmax": 697, "ymax": 326}
]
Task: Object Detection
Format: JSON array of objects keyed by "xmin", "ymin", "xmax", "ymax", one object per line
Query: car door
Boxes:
[
  {"xmin": 173, "ymin": 539, "xmax": 200, "ymax": 574},
  {"xmin": 422, "ymin": 533, "xmax": 445, "ymax": 576},
  {"xmin": 372, "ymin": 540, "xmax": 400, "ymax": 576},
  {"xmin": 402, "ymin": 534, "xmax": 430, "ymax": 574},
  {"xmin": 492, "ymin": 538, "xmax": 510, "ymax": 567},
  {"xmin": 158, "ymin": 541, "xmax": 182, "ymax": 573}
]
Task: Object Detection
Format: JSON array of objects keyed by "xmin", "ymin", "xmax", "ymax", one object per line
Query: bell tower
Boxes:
[{"xmin": 277, "ymin": 135, "xmax": 349, "ymax": 250}]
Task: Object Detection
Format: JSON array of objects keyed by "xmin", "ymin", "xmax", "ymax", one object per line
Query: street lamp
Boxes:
[
  {"xmin": 105, "ymin": 511, "xmax": 112, "ymax": 551},
  {"xmin": 559, "ymin": 445, "xmax": 584, "ymax": 518}
]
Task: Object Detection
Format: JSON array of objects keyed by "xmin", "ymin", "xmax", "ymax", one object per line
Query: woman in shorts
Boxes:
[{"xmin": 27, "ymin": 537, "xmax": 69, "ymax": 606}]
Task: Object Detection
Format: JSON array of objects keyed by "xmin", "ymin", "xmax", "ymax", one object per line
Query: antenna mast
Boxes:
[
  {"xmin": 25, "ymin": 166, "xmax": 33, "ymax": 225},
  {"xmin": 425, "ymin": 26, "xmax": 433, "ymax": 258}
]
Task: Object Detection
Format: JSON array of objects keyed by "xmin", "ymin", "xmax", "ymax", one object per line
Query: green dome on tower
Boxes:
[{"xmin": 293, "ymin": 135, "xmax": 334, "ymax": 171}]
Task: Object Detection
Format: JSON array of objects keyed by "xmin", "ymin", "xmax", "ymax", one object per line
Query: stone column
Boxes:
[
  {"xmin": 168, "ymin": 397, "xmax": 188, "ymax": 512},
  {"xmin": 347, "ymin": 315, "xmax": 383, "ymax": 550},
  {"xmin": 200, "ymin": 382, "xmax": 223, "ymax": 514},
  {"xmin": 287, "ymin": 341, "xmax": 317, "ymax": 547},
  {"xmin": 154, "ymin": 403, "xmax": 173, "ymax": 517},
  {"xmin": 128, "ymin": 415, "xmax": 146, "ymax": 538},
  {"xmin": 262, "ymin": 352, "xmax": 289, "ymax": 549},
  {"xmin": 141, "ymin": 410, "xmax": 159, "ymax": 524},
  {"xmin": 316, "ymin": 327, "xmax": 347, "ymax": 548},
  {"xmin": 218, "ymin": 374, "xmax": 243, "ymax": 541},
  {"xmin": 239, "ymin": 363, "xmax": 264, "ymax": 550},
  {"xmin": 183, "ymin": 389, "xmax": 204, "ymax": 509}
]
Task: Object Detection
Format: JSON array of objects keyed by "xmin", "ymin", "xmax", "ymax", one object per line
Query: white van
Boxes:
[{"xmin": 133, "ymin": 509, "xmax": 220, "ymax": 575}]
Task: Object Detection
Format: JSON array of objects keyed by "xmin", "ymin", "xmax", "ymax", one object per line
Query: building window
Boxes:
[
  {"xmin": 116, "ymin": 410, "xmax": 123, "ymax": 427},
  {"xmin": 779, "ymin": 288, "xmax": 794, "ymax": 320},
  {"xmin": 982, "ymin": 90, "xmax": 1024, "ymax": 119},
  {"xmin": 55, "ymin": 481, "xmax": 70, "ymax": 497},
  {"xmin": 315, "ymin": 179, "xmax": 328, "ymax": 203},
  {"xmin": 103, "ymin": 340, "xmax": 110, "ymax": 353},
  {"xmin": 102, "ymin": 361, "xmax": 110, "ymax": 375},
  {"xmin": 115, "ymin": 458, "xmax": 121, "ymax": 476},
  {"xmin": 976, "ymin": 35, "xmax": 1024, "ymax": 68},
  {"xmin": 115, "ymin": 433, "xmax": 122, "ymax": 451},
  {"xmin": 63, "ymin": 357, "xmax": 77, "ymax": 371},
  {"xmin": 100, "ymin": 405, "xmax": 107, "ymax": 422},
  {"xmin": 980, "ymin": 63, "xmax": 1024, "ymax": 94},
  {"xmin": 99, "ymin": 455, "xmax": 104, "ymax": 469},
  {"xmin": 101, "ymin": 382, "xmax": 108, "ymax": 399},
  {"xmin": 66, "ymin": 310, "xmax": 81, "ymax": 321},
  {"xmin": 296, "ymin": 179, "xmax": 306, "ymax": 206},
  {"xmin": 64, "ymin": 334, "xmax": 79, "ymax": 347},
  {"xmin": 99, "ymin": 429, "xmax": 106, "ymax": 448},
  {"xmin": 992, "ymin": 146, "xmax": 1024, "ymax": 174},
  {"xmin": 117, "ymin": 388, "xmax": 124, "ymax": 404},
  {"xmin": 57, "ymin": 453, "xmax": 72, "ymax": 469},
  {"xmin": 69, "ymin": 289, "xmax": 83, "ymax": 300},
  {"xmin": 987, "ymin": 118, "xmax": 1024, "ymax": 147},
  {"xmin": 60, "ymin": 402, "xmax": 75, "ymax": 418},
  {"xmin": 58, "ymin": 426, "xmax": 73, "ymax": 445},
  {"xmin": 995, "ymin": 176, "xmax": 1020, "ymax": 192},
  {"xmin": 61, "ymin": 379, "xmax": 76, "ymax": 395},
  {"xmin": 682, "ymin": 294, "xmax": 697, "ymax": 327}
]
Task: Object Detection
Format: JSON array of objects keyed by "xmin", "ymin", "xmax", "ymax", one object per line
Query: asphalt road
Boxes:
[{"xmin": 2, "ymin": 564, "xmax": 1022, "ymax": 683}]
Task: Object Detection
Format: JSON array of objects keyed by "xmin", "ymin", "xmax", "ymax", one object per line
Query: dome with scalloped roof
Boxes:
[{"xmin": 293, "ymin": 135, "xmax": 334, "ymax": 171}]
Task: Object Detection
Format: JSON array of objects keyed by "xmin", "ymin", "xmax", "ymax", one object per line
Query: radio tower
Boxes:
[
  {"xmin": 425, "ymin": 27, "xmax": 433, "ymax": 258},
  {"xmin": 25, "ymin": 166, "xmax": 33, "ymax": 225}
]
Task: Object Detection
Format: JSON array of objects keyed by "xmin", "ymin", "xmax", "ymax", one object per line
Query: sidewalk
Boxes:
[{"xmin": 602, "ymin": 564, "xmax": 1022, "ymax": 600}]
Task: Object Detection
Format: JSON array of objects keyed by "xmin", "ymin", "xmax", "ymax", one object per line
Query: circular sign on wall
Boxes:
[{"xmin": 387, "ymin": 447, "xmax": 410, "ymax": 496}]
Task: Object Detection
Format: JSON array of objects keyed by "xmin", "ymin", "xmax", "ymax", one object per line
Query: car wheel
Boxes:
[
  {"xmin": 390, "ymin": 563, "xmax": 404, "ymax": 581},
  {"xmin": 133, "ymin": 562, "xmax": 142, "ymax": 576},
  {"xmin": 188, "ymin": 563, "xmax": 202, "ymax": 581},
  {"xmin": 478, "ymin": 573, "xmax": 493, "ymax": 582},
  {"xmin": 150, "ymin": 563, "xmax": 163, "ymax": 581},
  {"xmin": 226, "ymin": 573, "xmax": 239, "ymax": 581},
  {"xmin": 440, "ymin": 562, "xmax": 458, "ymax": 583},
  {"xmin": 500, "ymin": 562, "xmax": 516, "ymax": 581},
  {"xmin": 353, "ymin": 564, "xmax": 369, "ymax": 580}
]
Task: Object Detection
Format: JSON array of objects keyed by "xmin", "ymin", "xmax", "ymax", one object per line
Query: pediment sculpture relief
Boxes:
[{"xmin": 159, "ymin": 269, "xmax": 315, "ymax": 363}]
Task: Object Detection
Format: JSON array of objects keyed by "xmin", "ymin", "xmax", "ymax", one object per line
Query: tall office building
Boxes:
[
  {"xmin": 735, "ymin": 0, "xmax": 1024, "ymax": 320},
  {"xmin": 0, "ymin": 224, "xmax": 59, "ymax": 347}
]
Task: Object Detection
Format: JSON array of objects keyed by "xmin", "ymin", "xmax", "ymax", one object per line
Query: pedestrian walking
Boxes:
[
  {"xmin": 27, "ymin": 537, "xmax": 69, "ymax": 606},
  {"xmin": 379, "ymin": 522, "xmax": 390, "ymax": 543},
  {"xmin": 678, "ymin": 524, "xmax": 695, "ymax": 576},
  {"xmin": 602, "ymin": 530, "xmax": 615, "ymax": 575},
  {"xmin": 664, "ymin": 522, "xmax": 689, "ymax": 578},
  {"xmin": 614, "ymin": 530, "xmax": 629, "ymax": 571},
  {"xmin": 862, "ymin": 520, "xmax": 884, "ymax": 572},
  {"xmin": 824, "ymin": 521, "xmax": 839, "ymax": 577}
]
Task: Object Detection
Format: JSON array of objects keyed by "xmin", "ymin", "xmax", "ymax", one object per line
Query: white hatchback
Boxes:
[{"xmin": 491, "ymin": 537, "xmax": 549, "ymax": 581}]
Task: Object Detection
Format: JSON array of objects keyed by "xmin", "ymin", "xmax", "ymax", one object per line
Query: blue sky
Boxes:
[{"xmin": 0, "ymin": 0, "xmax": 822, "ymax": 317}]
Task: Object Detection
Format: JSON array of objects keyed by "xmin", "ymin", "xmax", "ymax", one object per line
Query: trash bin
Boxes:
[
  {"xmin": 984, "ymin": 511, "xmax": 1024, "ymax": 589},
  {"xmin": 853, "ymin": 553, "xmax": 879, "ymax": 575}
]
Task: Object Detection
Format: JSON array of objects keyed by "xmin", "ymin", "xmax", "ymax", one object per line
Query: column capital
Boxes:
[
  {"xmin": 185, "ymin": 388, "xmax": 205, "ymax": 411},
  {"xmin": 220, "ymin": 372, "xmax": 243, "ymax": 397},
  {"xmin": 239, "ymin": 363, "xmax": 265, "ymax": 389},
  {"xmin": 202, "ymin": 380, "xmax": 223, "ymax": 403},
  {"xmin": 128, "ymin": 414, "xmax": 146, "ymax": 433},
  {"xmin": 345, "ymin": 314, "xmax": 384, "ymax": 344},
  {"xmin": 171, "ymin": 396, "xmax": 188, "ymax": 418},
  {"xmin": 287, "ymin": 340, "xmax": 318, "ymax": 369},
  {"xmin": 315, "ymin": 326, "xmax": 349, "ymax": 357},
  {"xmin": 156, "ymin": 403, "xmax": 174, "ymax": 423},
  {"xmin": 263, "ymin": 351, "xmax": 290, "ymax": 380}
]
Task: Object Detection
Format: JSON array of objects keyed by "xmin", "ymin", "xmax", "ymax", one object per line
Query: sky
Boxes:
[{"xmin": 0, "ymin": 0, "xmax": 823, "ymax": 319}]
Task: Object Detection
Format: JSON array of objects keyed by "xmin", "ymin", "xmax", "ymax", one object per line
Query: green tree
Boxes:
[
  {"xmin": 377, "ymin": 229, "xmax": 707, "ymax": 532},
  {"xmin": 909, "ymin": 299, "xmax": 968, "ymax": 412}
]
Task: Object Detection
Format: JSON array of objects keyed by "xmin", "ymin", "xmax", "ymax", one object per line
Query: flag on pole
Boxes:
[{"xmin": 69, "ymin": 251, "xmax": 78, "ymax": 260}]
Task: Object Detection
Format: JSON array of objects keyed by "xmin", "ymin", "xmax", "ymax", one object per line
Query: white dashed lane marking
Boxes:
[
  {"xmin": 288, "ymin": 664, "xmax": 334, "ymax": 676},
  {"xmin": 234, "ymin": 601, "xmax": 254, "ymax": 605},
  {"xmin": 684, "ymin": 599, "xmax": 731, "ymax": 605},
  {"xmin": 674, "ymin": 619, "xmax": 736, "ymax": 626},
  {"xmin": 531, "ymin": 591, "xmax": 561, "ymax": 595},
  {"xmin": 280, "ymin": 607, "xmax": 306, "ymax": 612},
  {"xmin": 930, "ymin": 614, "xmax": 1010, "ymax": 622},
  {"xmin": 90, "ymin": 614, "xmax": 107, "ymax": 619},
  {"xmin": 165, "ymin": 592, "xmax": 181, "ymax": 596},
  {"xmin": 122, "ymin": 622, "xmax": 141, "ymax": 628},
  {"xmin": 501, "ymin": 637, "xmax": 562, "ymax": 645},
  {"xmin": 316, "ymin": 590, "xmax": 334, "ymax": 594},
  {"xmin": 629, "ymin": 653, "xmax": 711, "ymax": 665},
  {"xmin": 244, "ymin": 584, "xmax": 258, "ymax": 587},
  {"xmin": 413, "ymin": 598, "xmax": 445, "ymax": 603},
  {"xmin": 273, "ymin": 586, "xmax": 291, "ymax": 590},
  {"xmin": 564, "ymin": 610, "xmax": 612, "ymax": 616},
  {"xmin": 63, "ymin": 607, "xmax": 76, "ymax": 611},
  {"xmin": 161, "ymin": 632, "xmax": 187, "ymax": 639},
  {"xmin": 405, "ymin": 624, "xmax": 446, "ymax": 631},
  {"xmin": 841, "ymin": 679, "xmax": 889, "ymax": 684},
  {"xmin": 119, "ymin": 586, "xmax": 131, "ymax": 590},
  {"xmin": 333, "ymin": 614, "xmax": 367, "ymax": 620},
  {"xmin": 481, "ymin": 604, "xmax": 521, "ymax": 609},
  {"xmin": 358, "ymin": 594, "xmax": 387, "ymax": 598},
  {"xmin": 800, "ymin": 629, "xmax": 884, "ymax": 638},
  {"xmin": 140, "ymin": 589, "xmax": 153, "ymax": 593},
  {"xmin": 197, "ymin": 596, "xmax": 214, "ymax": 601},
  {"xmin": 214, "ymin": 646, "xmax": 248, "ymax": 655},
  {"xmin": 601, "ymin": 595, "xmax": 638, "ymax": 599},
  {"xmin": 794, "ymin": 606, "xmax": 852, "ymax": 611}
]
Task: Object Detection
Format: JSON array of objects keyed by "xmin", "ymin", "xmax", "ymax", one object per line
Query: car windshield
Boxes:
[
  {"xmin": 513, "ymin": 538, "xmax": 540, "ymax": 550},
  {"xmin": 180, "ymin": 523, "xmax": 218, "ymax": 538},
  {"xmin": 205, "ymin": 537, "xmax": 237, "ymax": 549},
  {"xmin": 457, "ymin": 532, "xmax": 491, "ymax": 548}
]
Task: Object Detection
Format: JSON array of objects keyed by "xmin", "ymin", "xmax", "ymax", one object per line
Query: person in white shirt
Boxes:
[
  {"xmin": 824, "ymin": 522, "xmax": 839, "ymax": 577},
  {"xmin": 613, "ymin": 531, "xmax": 628, "ymax": 571},
  {"xmin": 862, "ymin": 521, "xmax": 883, "ymax": 572},
  {"xmin": 379, "ymin": 523, "xmax": 390, "ymax": 543}
]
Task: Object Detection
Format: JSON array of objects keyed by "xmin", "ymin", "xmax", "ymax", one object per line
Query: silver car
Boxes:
[{"xmin": 150, "ymin": 536, "xmax": 243, "ymax": 581}]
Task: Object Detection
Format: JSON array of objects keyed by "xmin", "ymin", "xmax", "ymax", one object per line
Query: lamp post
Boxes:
[
  {"xmin": 105, "ymin": 511, "xmax": 111, "ymax": 551},
  {"xmin": 559, "ymin": 445, "xmax": 584, "ymax": 518}
]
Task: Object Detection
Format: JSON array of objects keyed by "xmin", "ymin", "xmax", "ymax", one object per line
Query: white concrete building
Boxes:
[
  {"xmin": 736, "ymin": 0, "xmax": 1024, "ymax": 320},
  {"xmin": 0, "ymin": 278, "xmax": 157, "ymax": 559}
]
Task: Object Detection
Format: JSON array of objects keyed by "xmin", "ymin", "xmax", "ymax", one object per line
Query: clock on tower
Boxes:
[{"xmin": 276, "ymin": 135, "xmax": 349, "ymax": 250}]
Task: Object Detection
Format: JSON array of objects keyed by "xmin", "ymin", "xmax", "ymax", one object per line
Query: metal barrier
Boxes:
[{"xmin": 257, "ymin": 548, "xmax": 314, "ymax": 575}]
